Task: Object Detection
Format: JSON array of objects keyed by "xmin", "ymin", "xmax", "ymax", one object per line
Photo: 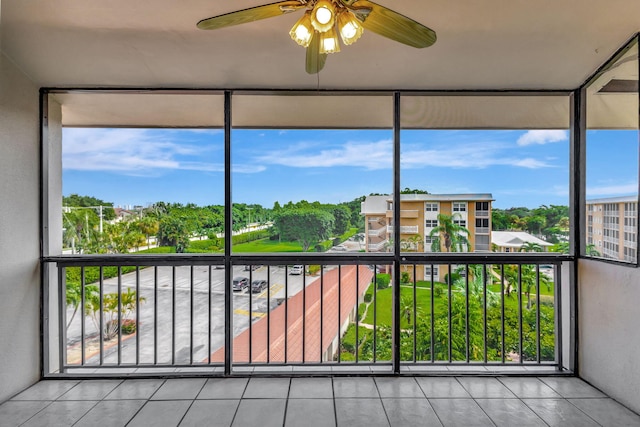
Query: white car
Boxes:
[{"xmin": 289, "ymin": 265, "xmax": 304, "ymax": 275}]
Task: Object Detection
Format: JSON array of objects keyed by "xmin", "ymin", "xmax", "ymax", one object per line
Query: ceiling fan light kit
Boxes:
[
  {"xmin": 197, "ymin": 0, "xmax": 437, "ymax": 73},
  {"xmin": 319, "ymin": 26, "xmax": 341, "ymax": 54},
  {"xmin": 290, "ymin": 11, "xmax": 314, "ymax": 47}
]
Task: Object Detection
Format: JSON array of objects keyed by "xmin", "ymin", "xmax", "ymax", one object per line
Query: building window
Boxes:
[
  {"xmin": 425, "ymin": 202, "xmax": 438, "ymax": 212},
  {"xmin": 425, "ymin": 220, "xmax": 438, "ymax": 228},
  {"xmin": 454, "ymin": 219, "xmax": 466, "ymax": 227},
  {"xmin": 476, "ymin": 201, "xmax": 489, "ymax": 212},
  {"xmin": 453, "ymin": 202, "xmax": 466, "ymax": 212}
]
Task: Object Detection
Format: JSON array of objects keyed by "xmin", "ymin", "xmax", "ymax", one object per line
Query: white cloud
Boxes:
[
  {"xmin": 62, "ymin": 128, "xmax": 234, "ymax": 174},
  {"xmin": 254, "ymin": 138, "xmax": 556, "ymax": 171},
  {"xmin": 255, "ymin": 139, "xmax": 393, "ymax": 170},
  {"xmin": 517, "ymin": 130, "xmax": 568, "ymax": 146},
  {"xmin": 587, "ymin": 183, "xmax": 638, "ymax": 197}
]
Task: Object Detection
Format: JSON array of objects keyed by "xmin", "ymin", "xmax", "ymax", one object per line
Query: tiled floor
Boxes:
[{"xmin": 2, "ymin": 376, "xmax": 640, "ymax": 426}]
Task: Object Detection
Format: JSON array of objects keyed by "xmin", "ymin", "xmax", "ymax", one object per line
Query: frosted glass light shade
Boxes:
[
  {"xmin": 290, "ymin": 12, "xmax": 314, "ymax": 47},
  {"xmin": 319, "ymin": 27, "xmax": 341, "ymax": 54},
  {"xmin": 338, "ymin": 10, "xmax": 364, "ymax": 45}
]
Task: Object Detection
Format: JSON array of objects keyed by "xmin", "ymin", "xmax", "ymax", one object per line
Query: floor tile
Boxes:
[
  {"xmin": 20, "ymin": 400, "xmax": 97, "ymax": 427},
  {"xmin": 429, "ymin": 399, "xmax": 494, "ymax": 426},
  {"xmin": 105, "ymin": 379, "xmax": 165, "ymax": 400},
  {"xmin": 285, "ymin": 398, "xmax": 336, "ymax": 427},
  {"xmin": 243, "ymin": 377, "xmax": 290, "ymax": 399},
  {"xmin": 74, "ymin": 399, "xmax": 146, "ymax": 427},
  {"xmin": 127, "ymin": 400, "xmax": 192, "ymax": 427},
  {"xmin": 57, "ymin": 380, "xmax": 122, "ymax": 400},
  {"xmin": 180, "ymin": 399, "xmax": 240, "ymax": 427},
  {"xmin": 231, "ymin": 399, "xmax": 286, "ymax": 427},
  {"xmin": 538, "ymin": 377, "xmax": 606, "ymax": 398},
  {"xmin": 476, "ymin": 398, "xmax": 546, "ymax": 426},
  {"xmin": 333, "ymin": 377, "xmax": 379, "ymax": 398},
  {"xmin": 375, "ymin": 378, "xmax": 425, "ymax": 398},
  {"xmin": 0, "ymin": 401, "xmax": 51, "ymax": 427},
  {"xmin": 151, "ymin": 378, "xmax": 206, "ymax": 400},
  {"xmin": 522, "ymin": 398, "xmax": 600, "ymax": 426},
  {"xmin": 334, "ymin": 398, "xmax": 389, "ymax": 427},
  {"xmin": 289, "ymin": 377, "xmax": 334, "ymax": 399},
  {"xmin": 498, "ymin": 377, "xmax": 561, "ymax": 398},
  {"xmin": 10, "ymin": 380, "xmax": 79, "ymax": 401},
  {"xmin": 415, "ymin": 377, "xmax": 470, "ymax": 398},
  {"xmin": 198, "ymin": 378, "xmax": 248, "ymax": 399},
  {"xmin": 382, "ymin": 398, "xmax": 442, "ymax": 426},
  {"xmin": 569, "ymin": 398, "xmax": 640, "ymax": 426},
  {"xmin": 456, "ymin": 377, "xmax": 516, "ymax": 398}
]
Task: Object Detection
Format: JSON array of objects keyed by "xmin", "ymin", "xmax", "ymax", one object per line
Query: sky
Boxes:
[{"xmin": 62, "ymin": 127, "xmax": 638, "ymax": 210}]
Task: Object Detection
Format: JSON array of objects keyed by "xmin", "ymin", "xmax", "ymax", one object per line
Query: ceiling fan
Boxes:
[{"xmin": 197, "ymin": 0, "xmax": 437, "ymax": 74}]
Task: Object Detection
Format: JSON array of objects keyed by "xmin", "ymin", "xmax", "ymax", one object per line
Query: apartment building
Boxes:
[
  {"xmin": 586, "ymin": 196, "xmax": 638, "ymax": 262},
  {"xmin": 361, "ymin": 194, "xmax": 493, "ymax": 280}
]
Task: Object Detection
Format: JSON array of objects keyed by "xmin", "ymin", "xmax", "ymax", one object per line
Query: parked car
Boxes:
[
  {"xmin": 331, "ymin": 245, "xmax": 347, "ymax": 251},
  {"xmin": 251, "ymin": 279, "xmax": 268, "ymax": 293},
  {"xmin": 244, "ymin": 264, "xmax": 261, "ymax": 271},
  {"xmin": 232, "ymin": 277, "xmax": 249, "ymax": 291},
  {"xmin": 289, "ymin": 265, "xmax": 304, "ymax": 275}
]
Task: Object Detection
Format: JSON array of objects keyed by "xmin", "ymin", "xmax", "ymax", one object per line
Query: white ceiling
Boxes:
[{"xmin": 2, "ymin": 0, "xmax": 639, "ymax": 90}]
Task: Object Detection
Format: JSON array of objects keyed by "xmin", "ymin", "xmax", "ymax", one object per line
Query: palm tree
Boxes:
[
  {"xmin": 519, "ymin": 242, "xmax": 543, "ymax": 252},
  {"xmin": 429, "ymin": 213, "xmax": 470, "ymax": 252},
  {"xmin": 503, "ymin": 264, "xmax": 551, "ymax": 309}
]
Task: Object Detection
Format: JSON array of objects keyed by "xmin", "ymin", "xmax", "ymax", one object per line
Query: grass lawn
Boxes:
[{"xmin": 232, "ymin": 239, "xmax": 304, "ymax": 253}]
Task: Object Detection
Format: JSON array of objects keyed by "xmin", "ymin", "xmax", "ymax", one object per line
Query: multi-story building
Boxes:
[
  {"xmin": 361, "ymin": 194, "xmax": 493, "ymax": 280},
  {"xmin": 586, "ymin": 196, "xmax": 638, "ymax": 262}
]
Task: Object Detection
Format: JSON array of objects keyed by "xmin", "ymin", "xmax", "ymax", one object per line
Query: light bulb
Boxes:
[
  {"xmin": 315, "ymin": 6, "xmax": 332, "ymax": 25},
  {"xmin": 311, "ymin": 0, "xmax": 335, "ymax": 33},
  {"xmin": 319, "ymin": 27, "xmax": 341, "ymax": 54},
  {"xmin": 289, "ymin": 11, "xmax": 314, "ymax": 47},
  {"xmin": 337, "ymin": 10, "xmax": 364, "ymax": 45}
]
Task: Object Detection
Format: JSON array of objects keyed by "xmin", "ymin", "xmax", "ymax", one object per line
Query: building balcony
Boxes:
[
  {"xmin": 3, "ymin": 375, "xmax": 633, "ymax": 426},
  {"xmin": 386, "ymin": 225, "xmax": 420, "ymax": 235},
  {"xmin": 43, "ymin": 254, "xmax": 570, "ymax": 377},
  {"xmin": 386, "ymin": 210, "xmax": 420, "ymax": 219}
]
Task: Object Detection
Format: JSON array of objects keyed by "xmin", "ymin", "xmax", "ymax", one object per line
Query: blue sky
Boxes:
[{"xmin": 62, "ymin": 127, "xmax": 638, "ymax": 209}]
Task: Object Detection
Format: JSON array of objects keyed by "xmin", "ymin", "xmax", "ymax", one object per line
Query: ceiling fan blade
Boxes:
[
  {"xmin": 350, "ymin": 0, "xmax": 436, "ymax": 48},
  {"xmin": 306, "ymin": 32, "xmax": 327, "ymax": 74},
  {"xmin": 197, "ymin": 1, "xmax": 306, "ymax": 30}
]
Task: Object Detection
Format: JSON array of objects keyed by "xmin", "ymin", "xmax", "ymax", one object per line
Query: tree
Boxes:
[
  {"xmin": 273, "ymin": 208, "xmax": 334, "ymax": 251},
  {"xmin": 137, "ymin": 216, "xmax": 159, "ymax": 248},
  {"xmin": 63, "ymin": 194, "xmax": 116, "ymax": 220},
  {"xmin": 503, "ymin": 264, "xmax": 551, "ymax": 309},
  {"xmin": 328, "ymin": 205, "xmax": 351, "ymax": 236},
  {"xmin": 519, "ymin": 242, "xmax": 543, "ymax": 253},
  {"xmin": 429, "ymin": 213, "xmax": 470, "ymax": 252},
  {"xmin": 400, "ymin": 188, "xmax": 429, "ymax": 194},
  {"xmin": 585, "ymin": 244, "xmax": 601, "ymax": 257},
  {"xmin": 158, "ymin": 216, "xmax": 191, "ymax": 253}
]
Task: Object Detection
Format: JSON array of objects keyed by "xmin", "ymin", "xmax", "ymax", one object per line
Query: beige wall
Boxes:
[
  {"xmin": 578, "ymin": 259, "xmax": 640, "ymax": 414},
  {"xmin": 0, "ymin": 54, "xmax": 42, "ymax": 402}
]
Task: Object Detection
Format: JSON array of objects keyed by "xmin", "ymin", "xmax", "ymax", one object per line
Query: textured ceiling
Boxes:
[{"xmin": 2, "ymin": 0, "xmax": 639, "ymax": 90}]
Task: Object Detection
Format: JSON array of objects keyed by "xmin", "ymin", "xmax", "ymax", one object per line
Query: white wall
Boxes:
[
  {"xmin": 579, "ymin": 258, "xmax": 640, "ymax": 414},
  {"xmin": 0, "ymin": 53, "xmax": 42, "ymax": 402}
]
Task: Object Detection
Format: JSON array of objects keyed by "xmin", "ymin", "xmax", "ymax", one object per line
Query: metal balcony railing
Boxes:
[{"xmin": 43, "ymin": 253, "xmax": 569, "ymax": 376}]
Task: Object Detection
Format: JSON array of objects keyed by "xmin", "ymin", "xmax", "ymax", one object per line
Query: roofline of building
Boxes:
[{"xmin": 586, "ymin": 195, "xmax": 638, "ymax": 204}]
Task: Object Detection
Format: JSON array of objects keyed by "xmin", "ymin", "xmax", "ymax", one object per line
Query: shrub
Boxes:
[
  {"xmin": 364, "ymin": 293, "xmax": 372, "ymax": 303},
  {"xmin": 374, "ymin": 273, "xmax": 391, "ymax": 289},
  {"xmin": 308, "ymin": 265, "xmax": 321, "ymax": 275},
  {"xmin": 120, "ymin": 319, "xmax": 137, "ymax": 334},
  {"xmin": 401, "ymin": 271, "xmax": 411, "ymax": 284}
]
